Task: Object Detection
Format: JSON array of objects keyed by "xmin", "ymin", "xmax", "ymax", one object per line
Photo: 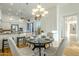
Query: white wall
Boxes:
[
  {"xmin": 58, "ymin": 4, "xmax": 79, "ymax": 43},
  {"xmin": 0, "ymin": 12, "xmax": 28, "ymax": 49},
  {"xmin": 41, "ymin": 7, "xmax": 57, "ymax": 33},
  {"xmin": 0, "ymin": 9, "xmax": 2, "ymax": 27},
  {"xmin": 0, "ymin": 10, "xmax": 1, "ymax": 19},
  {"xmin": 1, "ymin": 14, "xmax": 27, "ymax": 32},
  {"xmin": 39, "ymin": 6, "xmax": 58, "ymax": 47}
]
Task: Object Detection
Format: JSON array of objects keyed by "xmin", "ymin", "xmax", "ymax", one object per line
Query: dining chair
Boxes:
[
  {"xmin": 8, "ymin": 37, "xmax": 34, "ymax": 56},
  {"xmin": 55, "ymin": 38, "xmax": 67, "ymax": 56},
  {"xmin": 45, "ymin": 38, "xmax": 67, "ymax": 56}
]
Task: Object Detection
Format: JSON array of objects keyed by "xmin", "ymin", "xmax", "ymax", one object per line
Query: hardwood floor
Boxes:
[
  {"xmin": 64, "ymin": 47, "xmax": 79, "ymax": 56},
  {"xmin": 0, "ymin": 42, "xmax": 79, "ymax": 56},
  {"xmin": 0, "ymin": 44, "xmax": 28, "ymax": 56},
  {"xmin": 64, "ymin": 42, "xmax": 79, "ymax": 56}
]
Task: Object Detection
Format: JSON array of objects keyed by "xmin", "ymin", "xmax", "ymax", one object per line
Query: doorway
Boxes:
[{"xmin": 65, "ymin": 15, "xmax": 77, "ymax": 47}]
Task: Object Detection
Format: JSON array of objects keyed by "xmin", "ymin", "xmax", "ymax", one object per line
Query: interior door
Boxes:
[{"xmin": 65, "ymin": 15, "xmax": 77, "ymax": 47}]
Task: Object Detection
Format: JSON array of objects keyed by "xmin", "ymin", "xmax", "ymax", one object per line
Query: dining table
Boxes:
[{"xmin": 26, "ymin": 36, "xmax": 53, "ymax": 56}]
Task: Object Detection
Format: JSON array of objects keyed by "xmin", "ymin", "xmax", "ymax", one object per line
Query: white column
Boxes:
[
  {"xmin": 0, "ymin": 9, "xmax": 2, "ymax": 49},
  {"xmin": 56, "ymin": 5, "xmax": 66, "ymax": 46},
  {"xmin": 0, "ymin": 9, "xmax": 1, "ymax": 19},
  {"xmin": 77, "ymin": 14, "xmax": 79, "ymax": 42},
  {"xmin": 56, "ymin": 5, "xmax": 60, "ymax": 47}
]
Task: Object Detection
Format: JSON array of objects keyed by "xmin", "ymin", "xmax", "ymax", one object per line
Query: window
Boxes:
[
  {"xmin": 32, "ymin": 23, "xmax": 34, "ymax": 32},
  {"xmin": 11, "ymin": 24, "xmax": 19, "ymax": 33},
  {"xmin": 27, "ymin": 22, "xmax": 34, "ymax": 32}
]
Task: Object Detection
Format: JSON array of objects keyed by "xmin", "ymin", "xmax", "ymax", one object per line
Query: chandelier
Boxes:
[{"xmin": 32, "ymin": 4, "xmax": 48, "ymax": 20}]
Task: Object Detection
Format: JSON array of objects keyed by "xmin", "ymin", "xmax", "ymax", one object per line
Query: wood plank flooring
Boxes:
[
  {"xmin": 0, "ymin": 43, "xmax": 79, "ymax": 56},
  {"xmin": 0, "ymin": 44, "xmax": 28, "ymax": 56}
]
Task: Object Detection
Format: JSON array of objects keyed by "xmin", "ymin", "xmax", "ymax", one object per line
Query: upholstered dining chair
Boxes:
[
  {"xmin": 45, "ymin": 38, "xmax": 67, "ymax": 56},
  {"xmin": 8, "ymin": 37, "xmax": 34, "ymax": 56}
]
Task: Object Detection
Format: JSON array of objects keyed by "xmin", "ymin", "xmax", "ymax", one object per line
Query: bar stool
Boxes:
[
  {"xmin": 2, "ymin": 39, "xmax": 9, "ymax": 53},
  {"xmin": 17, "ymin": 36, "xmax": 26, "ymax": 47}
]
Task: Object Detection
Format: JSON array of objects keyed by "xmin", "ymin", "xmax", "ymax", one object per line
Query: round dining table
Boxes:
[{"xmin": 26, "ymin": 37, "xmax": 53, "ymax": 56}]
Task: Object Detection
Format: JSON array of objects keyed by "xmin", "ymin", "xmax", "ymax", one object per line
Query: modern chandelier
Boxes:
[{"xmin": 32, "ymin": 4, "xmax": 48, "ymax": 20}]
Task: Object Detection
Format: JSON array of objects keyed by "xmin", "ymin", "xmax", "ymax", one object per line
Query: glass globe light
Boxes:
[{"xmin": 37, "ymin": 5, "xmax": 42, "ymax": 8}]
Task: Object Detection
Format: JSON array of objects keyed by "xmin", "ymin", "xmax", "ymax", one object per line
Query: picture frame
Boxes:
[
  {"xmin": 70, "ymin": 24, "xmax": 76, "ymax": 34},
  {"xmin": 11, "ymin": 24, "xmax": 19, "ymax": 33}
]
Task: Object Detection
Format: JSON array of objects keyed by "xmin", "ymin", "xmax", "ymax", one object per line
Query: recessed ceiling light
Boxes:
[{"xmin": 37, "ymin": 5, "xmax": 41, "ymax": 8}]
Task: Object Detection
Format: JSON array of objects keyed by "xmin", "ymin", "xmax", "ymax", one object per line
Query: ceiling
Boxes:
[{"xmin": 0, "ymin": 3, "xmax": 57, "ymax": 18}]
